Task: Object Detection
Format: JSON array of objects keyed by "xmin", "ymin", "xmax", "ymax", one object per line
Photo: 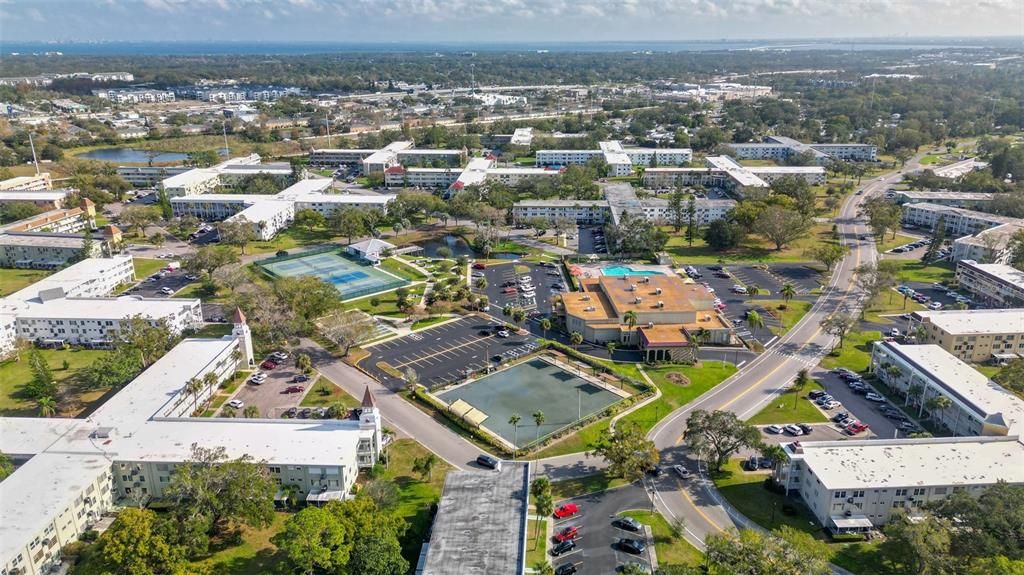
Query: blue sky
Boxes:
[{"xmin": 1, "ymin": 0, "xmax": 1021, "ymax": 43}]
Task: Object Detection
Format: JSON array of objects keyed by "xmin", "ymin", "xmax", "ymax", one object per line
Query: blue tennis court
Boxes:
[{"xmin": 260, "ymin": 249, "xmax": 408, "ymax": 300}]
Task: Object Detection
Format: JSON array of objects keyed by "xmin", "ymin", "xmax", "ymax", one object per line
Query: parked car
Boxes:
[
  {"xmin": 261, "ymin": 360, "xmax": 278, "ymax": 369},
  {"xmin": 554, "ymin": 526, "xmax": 579, "ymax": 542},
  {"xmin": 798, "ymin": 424, "xmax": 814, "ymax": 435},
  {"xmin": 159, "ymin": 287, "xmax": 174, "ymax": 295},
  {"xmin": 822, "ymin": 400, "xmax": 842, "ymax": 410},
  {"xmin": 550, "ymin": 540, "xmax": 576, "ymax": 557},
  {"xmin": 783, "ymin": 424, "xmax": 803, "ymax": 436},
  {"xmin": 865, "ymin": 392, "xmax": 886, "ymax": 402},
  {"xmin": 672, "ymin": 465, "xmax": 691, "ymax": 480},
  {"xmin": 889, "ymin": 328, "xmax": 901, "ymax": 337},
  {"xmin": 299, "ymin": 408, "xmax": 312, "ymax": 419},
  {"xmin": 472, "ymin": 263, "xmax": 486, "ymax": 270},
  {"xmin": 497, "ymin": 330, "xmax": 510, "ymax": 338},
  {"xmin": 832, "ymin": 412, "xmax": 850, "ymax": 423},
  {"xmin": 226, "ymin": 399, "xmax": 244, "ymax": 409},
  {"xmin": 808, "ymin": 390, "xmax": 827, "ymax": 400},
  {"xmin": 618, "ymin": 539, "xmax": 647, "ymax": 555},
  {"xmin": 928, "ymin": 302, "xmax": 943, "ymax": 310},
  {"xmin": 846, "ymin": 422, "xmax": 870, "ymax": 435},
  {"xmin": 554, "ymin": 563, "xmax": 578, "ymax": 575},
  {"xmin": 272, "ymin": 351, "xmax": 290, "ymax": 361},
  {"xmin": 613, "ymin": 516, "xmax": 643, "ymax": 532},
  {"xmin": 282, "ymin": 385, "xmax": 305, "ymax": 394},
  {"xmin": 476, "ymin": 454, "xmax": 501, "ymax": 470},
  {"xmin": 291, "ymin": 374, "xmax": 310, "ymax": 383},
  {"xmin": 283, "ymin": 407, "xmax": 298, "ymax": 418},
  {"xmin": 553, "ymin": 503, "xmax": 580, "ymax": 519},
  {"xmin": 764, "ymin": 425, "xmax": 784, "ymax": 434}
]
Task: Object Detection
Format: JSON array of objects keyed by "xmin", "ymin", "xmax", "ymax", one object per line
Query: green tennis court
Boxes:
[
  {"xmin": 437, "ymin": 358, "xmax": 623, "ymax": 448},
  {"xmin": 260, "ymin": 250, "xmax": 407, "ymax": 300}
]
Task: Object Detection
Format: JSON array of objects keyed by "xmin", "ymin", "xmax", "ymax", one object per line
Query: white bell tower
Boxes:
[{"xmin": 231, "ymin": 308, "xmax": 255, "ymax": 367}]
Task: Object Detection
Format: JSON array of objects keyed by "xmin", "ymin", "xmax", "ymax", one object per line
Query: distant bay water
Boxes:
[{"xmin": 1, "ymin": 39, "xmax": 990, "ymax": 56}]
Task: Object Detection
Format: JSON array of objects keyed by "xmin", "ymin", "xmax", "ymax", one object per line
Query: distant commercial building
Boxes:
[
  {"xmin": 92, "ymin": 89, "xmax": 175, "ymax": 104},
  {"xmin": 870, "ymin": 342, "xmax": 1024, "ymax": 436},
  {"xmin": 893, "ymin": 191, "xmax": 994, "ymax": 208},
  {"xmin": 562, "ymin": 274, "xmax": 729, "ymax": 361},
  {"xmin": 955, "ymin": 260, "xmax": 1024, "ymax": 308},
  {"xmin": 908, "ymin": 309, "xmax": 1024, "ymax": 363},
  {"xmin": 0, "ymin": 312, "xmax": 383, "ymax": 575},
  {"xmin": 0, "ymin": 173, "xmax": 52, "ymax": 191},
  {"xmin": 774, "ymin": 435, "xmax": 1024, "ymax": 534},
  {"xmin": 952, "ymin": 221, "xmax": 1024, "ymax": 265},
  {"xmin": 729, "ymin": 136, "xmax": 877, "ymax": 164},
  {"xmin": 485, "ymin": 127, "xmax": 535, "ymax": 148},
  {"xmin": 420, "ymin": 463, "xmax": 529, "ymax": 575},
  {"xmin": 900, "ymin": 202, "xmax": 1014, "ymax": 236}
]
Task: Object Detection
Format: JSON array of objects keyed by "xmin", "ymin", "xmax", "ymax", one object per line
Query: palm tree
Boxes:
[
  {"xmin": 569, "ymin": 331, "xmax": 583, "ymax": 351},
  {"xmin": 474, "ymin": 277, "xmax": 488, "ymax": 290},
  {"xmin": 746, "ymin": 310, "xmax": 765, "ymax": 331},
  {"xmin": 202, "ymin": 371, "xmax": 219, "ymax": 395},
  {"xmin": 779, "ymin": 282, "xmax": 796, "ymax": 310},
  {"xmin": 539, "ymin": 318, "xmax": 552, "ymax": 340},
  {"xmin": 907, "ymin": 383, "xmax": 924, "ymax": 411},
  {"xmin": 792, "ymin": 368, "xmax": 811, "ymax": 409},
  {"xmin": 925, "ymin": 395, "xmax": 952, "ymax": 426},
  {"xmin": 512, "ymin": 307, "xmax": 527, "ymax": 327},
  {"xmin": 243, "ymin": 405, "xmax": 260, "ymax": 418},
  {"xmin": 509, "ymin": 414, "xmax": 521, "ymax": 459},
  {"xmin": 694, "ymin": 327, "xmax": 711, "ymax": 347},
  {"xmin": 606, "ymin": 341, "xmax": 617, "ymax": 358},
  {"xmin": 623, "ymin": 310, "xmax": 638, "ymax": 331},
  {"xmin": 747, "ymin": 283, "xmax": 761, "ymax": 297},
  {"xmin": 185, "ymin": 377, "xmax": 204, "ymax": 413},
  {"xmin": 37, "ymin": 396, "xmax": 57, "ymax": 417},
  {"xmin": 412, "ymin": 453, "xmax": 438, "ymax": 481},
  {"xmin": 533, "ymin": 410, "xmax": 546, "ymax": 443}
]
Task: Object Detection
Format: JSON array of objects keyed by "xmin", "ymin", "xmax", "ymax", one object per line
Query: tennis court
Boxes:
[
  {"xmin": 260, "ymin": 249, "xmax": 408, "ymax": 300},
  {"xmin": 436, "ymin": 357, "xmax": 624, "ymax": 448}
]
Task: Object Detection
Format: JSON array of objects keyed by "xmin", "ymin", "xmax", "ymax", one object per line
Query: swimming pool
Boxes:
[{"xmin": 601, "ymin": 265, "xmax": 663, "ymax": 277}]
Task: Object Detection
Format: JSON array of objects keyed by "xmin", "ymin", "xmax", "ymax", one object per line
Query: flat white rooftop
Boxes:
[
  {"xmin": 162, "ymin": 168, "xmax": 219, "ymax": 188},
  {"xmin": 4, "ymin": 255, "xmax": 132, "ymax": 303},
  {"xmin": 278, "ymin": 178, "xmax": 333, "ymax": 196},
  {"xmin": 913, "ymin": 308, "xmax": 1024, "ymax": 336},
  {"xmin": 788, "ymin": 435, "xmax": 1024, "ymax": 490},
  {"xmin": 880, "ymin": 342, "xmax": 1024, "ymax": 433},
  {"xmin": 0, "ymin": 417, "xmax": 80, "ymax": 455},
  {"xmin": 0, "ymin": 190, "xmax": 72, "ymax": 202},
  {"xmin": 13, "ymin": 295, "xmax": 198, "ymax": 321},
  {"xmin": 958, "ymin": 261, "xmax": 1024, "ymax": 286},
  {"xmin": 898, "ymin": 191, "xmax": 994, "ymax": 200},
  {"xmin": 295, "ymin": 193, "xmax": 394, "ymax": 205}
]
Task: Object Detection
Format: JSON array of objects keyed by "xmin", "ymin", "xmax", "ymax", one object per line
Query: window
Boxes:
[
  {"xmin": 913, "ymin": 488, "xmax": 926, "ymax": 496},
  {"xmin": 934, "ymin": 487, "xmax": 947, "ymax": 495},
  {"xmin": 834, "ymin": 491, "xmax": 846, "ymax": 499},
  {"xmin": 895, "ymin": 489, "xmax": 908, "ymax": 497}
]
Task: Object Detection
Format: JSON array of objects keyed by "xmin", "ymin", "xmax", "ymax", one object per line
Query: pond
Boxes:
[
  {"xmin": 414, "ymin": 235, "xmax": 521, "ymax": 260},
  {"xmin": 77, "ymin": 148, "xmax": 190, "ymax": 163}
]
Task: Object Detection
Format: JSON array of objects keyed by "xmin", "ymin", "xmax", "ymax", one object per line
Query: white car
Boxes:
[
  {"xmin": 783, "ymin": 424, "xmax": 803, "ymax": 436},
  {"xmin": 865, "ymin": 392, "xmax": 886, "ymax": 402},
  {"xmin": 497, "ymin": 330, "xmax": 510, "ymax": 338},
  {"xmin": 822, "ymin": 400, "xmax": 842, "ymax": 410},
  {"xmin": 227, "ymin": 399, "xmax": 244, "ymax": 409},
  {"xmin": 159, "ymin": 287, "xmax": 174, "ymax": 295},
  {"xmin": 764, "ymin": 425, "xmax": 784, "ymax": 434},
  {"xmin": 927, "ymin": 302, "xmax": 943, "ymax": 310},
  {"xmin": 673, "ymin": 465, "xmax": 691, "ymax": 479}
]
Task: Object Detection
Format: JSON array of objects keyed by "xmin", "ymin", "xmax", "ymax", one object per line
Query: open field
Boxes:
[
  {"xmin": 746, "ymin": 379, "xmax": 828, "ymax": 425},
  {"xmin": 132, "ymin": 257, "xmax": 166, "ymax": 279},
  {"xmin": 382, "ymin": 439, "xmax": 453, "ymax": 565},
  {"xmin": 299, "ymin": 377, "xmax": 361, "ymax": 409},
  {"xmin": 665, "ymin": 222, "xmax": 835, "ymax": 264},
  {"xmin": 246, "ymin": 227, "xmax": 337, "ymax": 255},
  {"xmin": 0, "ymin": 348, "xmax": 111, "ymax": 416},
  {"xmin": 550, "ymin": 471, "xmax": 630, "ymax": 500},
  {"xmin": 821, "ymin": 331, "xmax": 882, "ymax": 373},
  {"xmin": 342, "ymin": 284, "xmax": 426, "ymax": 316},
  {"xmin": 621, "ymin": 510, "xmax": 704, "ymax": 567},
  {"xmin": 757, "ymin": 299, "xmax": 812, "ymax": 336},
  {"xmin": 0, "ymin": 267, "xmax": 51, "ymax": 297}
]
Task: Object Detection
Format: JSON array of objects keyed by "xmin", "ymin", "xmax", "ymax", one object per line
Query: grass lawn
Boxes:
[
  {"xmin": 757, "ymin": 299, "xmax": 812, "ymax": 335},
  {"xmin": 746, "ymin": 379, "xmax": 828, "ymax": 425},
  {"xmin": 343, "ymin": 284, "xmax": 426, "ymax": 316},
  {"xmin": 876, "ymin": 233, "xmax": 918, "ymax": 254},
  {"xmin": 863, "ymin": 290, "xmax": 925, "ymax": 325},
  {"xmin": 530, "ymin": 361, "xmax": 734, "ymax": 459},
  {"xmin": 246, "ymin": 227, "xmax": 336, "ymax": 255},
  {"xmin": 918, "ymin": 154, "xmax": 946, "ymax": 165},
  {"xmin": 621, "ymin": 510, "xmax": 704, "ymax": 567},
  {"xmin": 192, "ymin": 323, "xmax": 233, "ymax": 338},
  {"xmin": 0, "ymin": 267, "xmax": 51, "ymax": 297},
  {"xmin": 379, "ymin": 257, "xmax": 428, "ymax": 281},
  {"xmin": 973, "ymin": 364, "xmax": 1003, "ymax": 379},
  {"xmin": 412, "ymin": 316, "xmax": 451, "ymax": 331},
  {"xmin": 133, "ymin": 257, "xmax": 166, "ymax": 279},
  {"xmin": 0, "ymin": 348, "xmax": 111, "ymax": 416},
  {"xmin": 381, "ymin": 439, "xmax": 453, "ymax": 565},
  {"xmin": 189, "ymin": 511, "xmax": 289, "ymax": 575},
  {"xmin": 299, "ymin": 377, "xmax": 360, "ymax": 409},
  {"xmin": 890, "ymin": 260, "xmax": 956, "ymax": 284},
  {"xmin": 820, "ymin": 331, "xmax": 881, "ymax": 373},
  {"xmin": 525, "ymin": 519, "xmax": 547, "ymax": 566},
  {"xmin": 665, "ymin": 222, "xmax": 835, "ymax": 264},
  {"xmin": 550, "ymin": 471, "xmax": 630, "ymax": 501},
  {"xmin": 491, "ymin": 240, "xmax": 531, "ymax": 254}
]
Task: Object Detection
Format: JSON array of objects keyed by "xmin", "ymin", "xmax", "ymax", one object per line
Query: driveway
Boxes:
[
  {"xmin": 814, "ymin": 369, "xmax": 899, "ymax": 438},
  {"xmin": 576, "ymin": 225, "xmax": 607, "ymax": 256},
  {"xmin": 124, "ymin": 266, "xmax": 195, "ymax": 297},
  {"xmin": 226, "ymin": 362, "xmax": 313, "ymax": 418},
  {"xmin": 552, "ymin": 483, "xmax": 656, "ymax": 575}
]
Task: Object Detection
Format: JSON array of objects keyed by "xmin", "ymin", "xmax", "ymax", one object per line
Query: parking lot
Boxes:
[
  {"xmin": 576, "ymin": 225, "xmax": 607, "ymax": 255},
  {"xmin": 359, "ymin": 316, "xmax": 539, "ymax": 390},
  {"xmin": 478, "ymin": 261, "xmax": 565, "ymax": 316},
  {"xmin": 551, "ymin": 483, "xmax": 656, "ymax": 575},
  {"xmin": 125, "ymin": 265, "xmax": 197, "ymax": 298},
  {"xmin": 221, "ymin": 353, "xmax": 315, "ymax": 418}
]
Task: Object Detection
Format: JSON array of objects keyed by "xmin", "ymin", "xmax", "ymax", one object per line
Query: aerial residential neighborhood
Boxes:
[{"xmin": 1, "ymin": 6, "xmax": 1023, "ymax": 575}]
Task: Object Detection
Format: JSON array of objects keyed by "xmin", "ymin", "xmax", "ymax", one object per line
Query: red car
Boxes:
[
  {"xmin": 554, "ymin": 526, "xmax": 579, "ymax": 542},
  {"xmin": 282, "ymin": 385, "xmax": 305, "ymax": 394},
  {"xmin": 502, "ymin": 287, "xmax": 518, "ymax": 294},
  {"xmin": 553, "ymin": 503, "xmax": 579, "ymax": 519},
  {"xmin": 846, "ymin": 422, "xmax": 869, "ymax": 435},
  {"xmin": 261, "ymin": 360, "xmax": 278, "ymax": 370},
  {"xmin": 472, "ymin": 263, "xmax": 486, "ymax": 270}
]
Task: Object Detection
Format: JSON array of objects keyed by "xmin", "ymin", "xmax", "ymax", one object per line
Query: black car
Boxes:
[
  {"xmin": 291, "ymin": 374, "xmax": 310, "ymax": 383},
  {"xmin": 283, "ymin": 407, "xmax": 298, "ymax": 418},
  {"xmin": 476, "ymin": 454, "xmax": 501, "ymax": 470},
  {"xmin": 298, "ymin": 408, "xmax": 312, "ymax": 419},
  {"xmin": 618, "ymin": 538, "xmax": 646, "ymax": 555},
  {"xmin": 707, "ymin": 265, "xmax": 723, "ymax": 271},
  {"xmin": 554, "ymin": 563, "xmax": 578, "ymax": 575},
  {"xmin": 612, "ymin": 517, "xmax": 642, "ymax": 532},
  {"xmin": 798, "ymin": 424, "xmax": 813, "ymax": 435},
  {"xmin": 809, "ymin": 390, "xmax": 827, "ymax": 400},
  {"xmin": 646, "ymin": 465, "xmax": 664, "ymax": 478},
  {"xmin": 551, "ymin": 539, "xmax": 577, "ymax": 557}
]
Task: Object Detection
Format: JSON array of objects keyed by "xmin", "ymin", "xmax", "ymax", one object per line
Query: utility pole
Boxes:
[
  {"xmin": 325, "ymin": 112, "xmax": 332, "ymax": 148},
  {"xmin": 222, "ymin": 123, "xmax": 230, "ymax": 157},
  {"xmin": 27, "ymin": 132, "xmax": 39, "ymax": 175}
]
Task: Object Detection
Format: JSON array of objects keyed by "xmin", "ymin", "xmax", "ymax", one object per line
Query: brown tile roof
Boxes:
[{"xmin": 639, "ymin": 325, "xmax": 693, "ymax": 347}]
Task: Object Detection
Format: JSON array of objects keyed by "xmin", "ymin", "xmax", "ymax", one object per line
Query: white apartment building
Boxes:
[
  {"xmin": 624, "ymin": 147, "xmax": 693, "ymax": 166},
  {"xmin": 228, "ymin": 200, "xmax": 295, "ymax": 241},
  {"xmin": 159, "ymin": 154, "xmax": 281, "ymax": 197},
  {"xmin": 0, "ymin": 313, "xmax": 383, "ymax": 575},
  {"xmin": 484, "ymin": 167, "xmax": 562, "ymax": 187},
  {"xmin": 536, "ymin": 148, "xmax": 603, "ymax": 168},
  {"xmin": 536, "ymin": 142, "xmax": 694, "ymax": 177},
  {"xmin": 512, "ymin": 194, "xmax": 735, "ymax": 227},
  {"xmin": 900, "ymin": 202, "xmax": 1014, "ymax": 236},
  {"xmin": 0, "ymin": 256, "xmax": 136, "ymax": 356},
  {"xmin": 644, "ymin": 162, "xmax": 825, "ymax": 191},
  {"xmin": 14, "ymin": 296, "xmax": 202, "ymax": 347},
  {"xmin": 729, "ymin": 136, "xmax": 877, "ymax": 164},
  {"xmin": 160, "ymin": 168, "xmax": 221, "ymax": 197},
  {"xmin": 952, "ymin": 221, "xmax": 1024, "ymax": 265},
  {"xmin": 955, "ymin": 260, "xmax": 1024, "ymax": 308},
  {"xmin": 0, "ymin": 173, "xmax": 52, "ymax": 191},
  {"xmin": 870, "ymin": 342, "xmax": 1024, "ymax": 436},
  {"xmin": 0, "ymin": 228, "xmax": 120, "ymax": 269},
  {"xmin": 308, "ymin": 148, "xmax": 379, "ymax": 168},
  {"xmin": 384, "ymin": 166, "xmax": 460, "ymax": 189},
  {"xmin": 293, "ymin": 193, "xmax": 394, "ymax": 217},
  {"xmin": 0, "ymin": 190, "xmax": 75, "ymax": 210},
  {"xmin": 894, "ymin": 191, "xmax": 994, "ymax": 208},
  {"xmin": 908, "ymin": 309, "xmax": 1024, "ymax": 363},
  {"xmin": 773, "ymin": 436, "xmax": 1024, "ymax": 534},
  {"xmin": 92, "ymin": 89, "xmax": 175, "ymax": 104},
  {"xmin": 116, "ymin": 165, "xmax": 193, "ymax": 187}
]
